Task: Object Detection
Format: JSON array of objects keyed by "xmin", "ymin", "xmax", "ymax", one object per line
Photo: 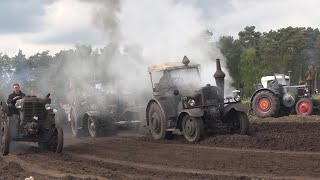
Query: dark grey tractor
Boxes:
[
  {"xmin": 146, "ymin": 57, "xmax": 249, "ymax": 143},
  {"xmin": 70, "ymin": 85, "xmax": 143, "ymax": 138},
  {"xmin": 0, "ymin": 94, "xmax": 63, "ymax": 156},
  {"xmin": 251, "ymin": 73, "xmax": 314, "ymax": 117}
]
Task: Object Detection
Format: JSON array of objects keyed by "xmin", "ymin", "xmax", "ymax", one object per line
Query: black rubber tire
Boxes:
[
  {"xmin": 252, "ymin": 91, "xmax": 280, "ymax": 118},
  {"xmin": 87, "ymin": 116, "xmax": 99, "ymax": 138},
  {"xmin": 53, "ymin": 127, "xmax": 64, "ymax": 153},
  {"xmin": 295, "ymin": 98, "xmax": 314, "ymax": 116},
  {"xmin": 1, "ymin": 122, "xmax": 10, "ymax": 156},
  {"xmin": 147, "ymin": 103, "xmax": 168, "ymax": 140},
  {"xmin": 181, "ymin": 115, "xmax": 204, "ymax": 143},
  {"xmin": 225, "ymin": 111, "xmax": 250, "ymax": 135}
]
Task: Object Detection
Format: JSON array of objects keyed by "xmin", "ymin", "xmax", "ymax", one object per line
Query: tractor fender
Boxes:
[
  {"xmin": 146, "ymin": 99, "xmax": 167, "ymax": 126},
  {"xmin": 176, "ymin": 108, "xmax": 204, "ymax": 130},
  {"xmin": 178, "ymin": 108, "xmax": 204, "ymax": 118},
  {"xmin": 223, "ymin": 103, "xmax": 248, "ymax": 117},
  {"xmin": 250, "ymin": 88, "xmax": 278, "ymax": 109}
]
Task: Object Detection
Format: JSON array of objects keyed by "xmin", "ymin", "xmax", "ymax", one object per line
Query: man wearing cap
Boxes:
[{"xmin": 7, "ymin": 83, "xmax": 25, "ymax": 116}]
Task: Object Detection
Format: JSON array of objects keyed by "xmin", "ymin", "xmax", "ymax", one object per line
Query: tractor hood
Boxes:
[{"xmin": 283, "ymin": 84, "xmax": 310, "ymax": 97}]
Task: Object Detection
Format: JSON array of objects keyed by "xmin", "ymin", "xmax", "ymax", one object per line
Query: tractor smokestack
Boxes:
[
  {"xmin": 214, "ymin": 59, "xmax": 225, "ymax": 103},
  {"xmin": 288, "ymin": 71, "xmax": 292, "ymax": 86},
  {"xmin": 298, "ymin": 75, "xmax": 305, "ymax": 85},
  {"xmin": 307, "ymin": 71, "xmax": 313, "ymax": 94}
]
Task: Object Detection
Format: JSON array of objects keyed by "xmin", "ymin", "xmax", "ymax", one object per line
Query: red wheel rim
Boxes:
[
  {"xmin": 297, "ymin": 101, "xmax": 310, "ymax": 115},
  {"xmin": 256, "ymin": 96, "xmax": 272, "ymax": 114}
]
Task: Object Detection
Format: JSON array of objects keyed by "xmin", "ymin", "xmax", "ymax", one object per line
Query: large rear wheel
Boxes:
[
  {"xmin": 252, "ymin": 91, "xmax": 280, "ymax": 117},
  {"xmin": 148, "ymin": 103, "xmax": 171, "ymax": 140},
  {"xmin": 181, "ymin": 115, "xmax": 204, "ymax": 143},
  {"xmin": 295, "ymin": 98, "xmax": 314, "ymax": 115},
  {"xmin": 1, "ymin": 122, "xmax": 10, "ymax": 156}
]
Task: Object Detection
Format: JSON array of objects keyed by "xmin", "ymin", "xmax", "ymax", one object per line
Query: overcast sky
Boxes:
[{"xmin": 0, "ymin": 0, "xmax": 319, "ymax": 57}]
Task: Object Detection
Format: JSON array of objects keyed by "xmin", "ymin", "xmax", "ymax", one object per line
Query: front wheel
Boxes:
[
  {"xmin": 182, "ymin": 115, "xmax": 204, "ymax": 143},
  {"xmin": 50, "ymin": 127, "xmax": 63, "ymax": 153},
  {"xmin": 225, "ymin": 110, "xmax": 249, "ymax": 135},
  {"xmin": 295, "ymin": 98, "xmax": 314, "ymax": 115},
  {"xmin": 1, "ymin": 122, "xmax": 10, "ymax": 156}
]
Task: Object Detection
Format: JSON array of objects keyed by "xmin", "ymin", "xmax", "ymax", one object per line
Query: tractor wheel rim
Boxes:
[
  {"xmin": 185, "ymin": 118, "xmax": 195, "ymax": 137},
  {"xmin": 256, "ymin": 97, "xmax": 272, "ymax": 113},
  {"xmin": 298, "ymin": 102, "xmax": 310, "ymax": 114},
  {"xmin": 151, "ymin": 113, "xmax": 161, "ymax": 133}
]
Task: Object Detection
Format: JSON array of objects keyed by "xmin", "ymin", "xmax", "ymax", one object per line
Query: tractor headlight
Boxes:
[
  {"xmin": 15, "ymin": 99, "xmax": 22, "ymax": 109},
  {"xmin": 304, "ymin": 87, "xmax": 309, "ymax": 97},
  {"xmin": 234, "ymin": 95, "xmax": 241, "ymax": 102},
  {"xmin": 232, "ymin": 90, "xmax": 241, "ymax": 102},
  {"xmin": 188, "ymin": 99, "xmax": 196, "ymax": 107},
  {"xmin": 45, "ymin": 104, "xmax": 52, "ymax": 110}
]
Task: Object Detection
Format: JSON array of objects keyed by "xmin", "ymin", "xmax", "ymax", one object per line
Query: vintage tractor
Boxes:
[
  {"xmin": 69, "ymin": 85, "xmax": 143, "ymax": 138},
  {"xmin": 251, "ymin": 72, "xmax": 313, "ymax": 117},
  {"xmin": 0, "ymin": 94, "xmax": 63, "ymax": 156},
  {"xmin": 146, "ymin": 57, "xmax": 249, "ymax": 143}
]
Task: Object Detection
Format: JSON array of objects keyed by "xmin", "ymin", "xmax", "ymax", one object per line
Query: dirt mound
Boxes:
[
  {"xmin": 200, "ymin": 121, "xmax": 320, "ymax": 151},
  {"xmin": 2, "ymin": 161, "xmax": 25, "ymax": 172},
  {"xmin": 140, "ymin": 115, "xmax": 320, "ymax": 151}
]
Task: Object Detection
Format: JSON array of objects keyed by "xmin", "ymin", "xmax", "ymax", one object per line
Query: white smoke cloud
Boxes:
[{"xmin": 92, "ymin": 0, "xmax": 234, "ymax": 95}]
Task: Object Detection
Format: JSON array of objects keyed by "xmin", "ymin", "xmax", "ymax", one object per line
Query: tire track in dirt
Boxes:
[
  {"xmin": 68, "ymin": 152, "xmax": 319, "ymax": 180},
  {"xmin": 158, "ymin": 142, "xmax": 320, "ymax": 156},
  {"xmin": 65, "ymin": 136, "xmax": 320, "ymax": 178},
  {"xmin": 78, "ymin": 136, "xmax": 320, "ymax": 156},
  {"xmin": 2, "ymin": 155, "xmax": 106, "ymax": 179}
]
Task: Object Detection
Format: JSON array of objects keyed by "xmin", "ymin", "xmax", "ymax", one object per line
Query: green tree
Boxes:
[
  {"xmin": 218, "ymin": 36, "xmax": 242, "ymax": 88},
  {"xmin": 239, "ymin": 48, "xmax": 262, "ymax": 97}
]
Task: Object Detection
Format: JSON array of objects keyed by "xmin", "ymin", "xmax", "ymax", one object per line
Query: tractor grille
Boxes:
[
  {"xmin": 23, "ymin": 101, "xmax": 45, "ymax": 122},
  {"xmin": 200, "ymin": 85, "xmax": 219, "ymax": 106},
  {"xmin": 297, "ymin": 87, "xmax": 305, "ymax": 96}
]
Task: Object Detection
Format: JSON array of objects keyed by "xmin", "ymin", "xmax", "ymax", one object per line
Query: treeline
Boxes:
[{"xmin": 219, "ymin": 26, "xmax": 320, "ymax": 97}]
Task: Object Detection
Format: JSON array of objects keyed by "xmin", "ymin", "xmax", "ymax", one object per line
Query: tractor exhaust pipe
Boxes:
[
  {"xmin": 214, "ymin": 59, "xmax": 225, "ymax": 103},
  {"xmin": 288, "ymin": 71, "xmax": 292, "ymax": 86},
  {"xmin": 307, "ymin": 71, "xmax": 313, "ymax": 94}
]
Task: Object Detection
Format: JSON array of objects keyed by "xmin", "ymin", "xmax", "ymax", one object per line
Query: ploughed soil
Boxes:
[{"xmin": 2, "ymin": 115, "xmax": 320, "ymax": 180}]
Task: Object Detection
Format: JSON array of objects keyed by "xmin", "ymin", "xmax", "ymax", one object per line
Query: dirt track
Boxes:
[{"xmin": 2, "ymin": 115, "xmax": 320, "ymax": 180}]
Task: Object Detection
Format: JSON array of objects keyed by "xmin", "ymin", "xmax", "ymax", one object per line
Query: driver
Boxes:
[
  {"xmin": 159, "ymin": 70, "xmax": 171, "ymax": 90},
  {"xmin": 7, "ymin": 83, "xmax": 25, "ymax": 116}
]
